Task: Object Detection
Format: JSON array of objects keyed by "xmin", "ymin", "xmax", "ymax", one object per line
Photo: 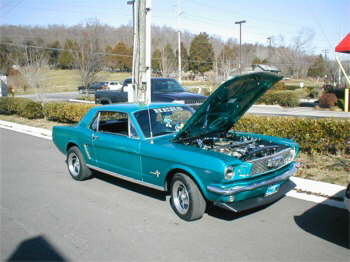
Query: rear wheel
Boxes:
[
  {"xmin": 170, "ymin": 173, "xmax": 206, "ymax": 221},
  {"xmin": 67, "ymin": 146, "xmax": 93, "ymax": 181}
]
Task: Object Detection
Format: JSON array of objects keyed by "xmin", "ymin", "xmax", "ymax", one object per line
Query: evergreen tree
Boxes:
[
  {"xmin": 189, "ymin": 32, "xmax": 214, "ymax": 74},
  {"xmin": 152, "ymin": 48, "xmax": 162, "ymax": 72},
  {"xmin": 307, "ymin": 55, "xmax": 326, "ymax": 77},
  {"xmin": 47, "ymin": 40, "xmax": 61, "ymax": 66},
  {"xmin": 58, "ymin": 39, "xmax": 77, "ymax": 69},
  {"xmin": 161, "ymin": 43, "xmax": 176, "ymax": 76},
  {"xmin": 176, "ymin": 42, "xmax": 189, "ymax": 72},
  {"xmin": 112, "ymin": 42, "xmax": 132, "ymax": 72}
]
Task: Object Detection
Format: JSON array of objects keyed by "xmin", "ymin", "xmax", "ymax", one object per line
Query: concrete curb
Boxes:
[
  {"xmin": 0, "ymin": 119, "xmax": 346, "ymax": 209},
  {"xmin": 68, "ymin": 99, "xmax": 95, "ymax": 104},
  {"xmin": 0, "ymin": 120, "xmax": 52, "ymax": 140}
]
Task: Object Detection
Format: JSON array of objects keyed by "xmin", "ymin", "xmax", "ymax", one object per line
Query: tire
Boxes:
[
  {"xmin": 170, "ymin": 173, "xmax": 206, "ymax": 221},
  {"xmin": 66, "ymin": 146, "xmax": 93, "ymax": 181}
]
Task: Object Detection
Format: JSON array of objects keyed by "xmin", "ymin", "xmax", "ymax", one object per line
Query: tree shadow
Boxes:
[
  {"xmin": 93, "ymin": 171, "xmax": 167, "ymax": 201},
  {"xmin": 294, "ymin": 190, "xmax": 349, "ymax": 249},
  {"xmin": 7, "ymin": 235, "xmax": 67, "ymax": 261}
]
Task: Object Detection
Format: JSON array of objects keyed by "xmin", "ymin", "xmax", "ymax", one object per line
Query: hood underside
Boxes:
[{"xmin": 173, "ymin": 72, "xmax": 282, "ymax": 142}]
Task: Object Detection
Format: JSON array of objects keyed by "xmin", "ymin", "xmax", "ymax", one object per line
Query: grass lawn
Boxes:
[
  {"xmin": 0, "ymin": 113, "xmax": 348, "ymax": 186},
  {"xmin": 10, "ymin": 70, "xmax": 131, "ymax": 95}
]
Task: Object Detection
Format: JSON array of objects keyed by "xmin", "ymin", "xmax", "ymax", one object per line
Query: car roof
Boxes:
[{"xmin": 91, "ymin": 103, "xmax": 188, "ymax": 114}]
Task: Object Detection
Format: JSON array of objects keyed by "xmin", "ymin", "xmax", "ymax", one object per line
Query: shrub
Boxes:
[
  {"xmin": 43, "ymin": 102, "xmax": 96, "ymax": 123},
  {"xmin": 258, "ymin": 90, "xmax": 299, "ymax": 107},
  {"xmin": 0, "ymin": 97, "xmax": 33, "ymax": 115},
  {"xmin": 308, "ymin": 87, "xmax": 320, "ymax": 99},
  {"xmin": 272, "ymin": 81, "xmax": 286, "ymax": 90},
  {"xmin": 319, "ymin": 93, "xmax": 337, "ymax": 107},
  {"xmin": 235, "ymin": 115, "xmax": 350, "ymax": 154},
  {"xmin": 17, "ymin": 101, "xmax": 44, "ymax": 119}
]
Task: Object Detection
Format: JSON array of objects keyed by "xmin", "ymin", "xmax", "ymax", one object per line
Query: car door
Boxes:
[{"xmin": 92, "ymin": 111, "xmax": 142, "ymax": 181}]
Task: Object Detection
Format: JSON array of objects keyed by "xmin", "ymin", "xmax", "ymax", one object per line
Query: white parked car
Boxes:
[{"xmin": 105, "ymin": 81, "xmax": 122, "ymax": 90}]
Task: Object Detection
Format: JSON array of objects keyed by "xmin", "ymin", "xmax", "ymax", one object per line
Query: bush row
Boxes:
[
  {"xmin": 0, "ymin": 97, "xmax": 44, "ymax": 119},
  {"xmin": 257, "ymin": 90, "xmax": 300, "ymax": 107},
  {"xmin": 1, "ymin": 97, "xmax": 349, "ymax": 154},
  {"xmin": 235, "ymin": 115, "xmax": 350, "ymax": 154},
  {"xmin": 43, "ymin": 102, "xmax": 96, "ymax": 122},
  {"xmin": 0, "ymin": 97, "xmax": 95, "ymax": 122}
]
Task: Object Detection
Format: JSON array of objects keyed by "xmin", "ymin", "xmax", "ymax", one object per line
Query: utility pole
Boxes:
[
  {"xmin": 235, "ymin": 20, "xmax": 246, "ymax": 74},
  {"xmin": 322, "ymin": 49, "xmax": 328, "ymax": 61},
  {"xmin": 177, "ymin": 0, "xmax": 183, "ymax": 83},
  {"xmin": 267, "ymin": 36, "xmax": 272, "ymax": 64},
  {"xmin": 127, "ymin": 0, "xmax": 152, "ymax": 104}
]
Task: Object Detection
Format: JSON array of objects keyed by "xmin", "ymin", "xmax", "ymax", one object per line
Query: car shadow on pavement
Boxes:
[
  {"xmin": 206, "ymin": 203, "xmax": 270, "ymax": 221},
  {"xmin": 93, "ymin": 171, "xmax": 167, "ymax": 201},
  {"xmin": 6, "ymin": 235, "xmax": 67, "ymax": 261},
  {"xmin": 294, "ymin": 192, "xmax": 349, "ymax": 249}
]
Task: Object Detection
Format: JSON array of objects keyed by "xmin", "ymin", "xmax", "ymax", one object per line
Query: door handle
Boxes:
[{"xmin": 92, "ymin": 134, "xmax": 99, "ymax": 140}]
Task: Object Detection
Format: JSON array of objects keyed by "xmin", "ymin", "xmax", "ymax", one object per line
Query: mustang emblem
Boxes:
[{"xmin": 150, "ymin": 170, "xmax": 160, "ymax": 178}]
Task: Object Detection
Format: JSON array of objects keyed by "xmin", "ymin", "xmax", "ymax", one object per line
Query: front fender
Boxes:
[{"xmin": 165, "ymin": 164, "xmax": 211, "ymax": 199}]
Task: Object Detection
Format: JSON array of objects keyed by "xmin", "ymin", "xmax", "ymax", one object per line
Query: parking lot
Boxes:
[{"xmin": 1, "ymin": 128, "xmax": 349, "ymax": 261}]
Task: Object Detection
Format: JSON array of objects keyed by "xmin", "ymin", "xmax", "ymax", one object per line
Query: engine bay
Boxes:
[{"xmin": 183, "ymin": 132, "xmax": 289, "ymax": 161}]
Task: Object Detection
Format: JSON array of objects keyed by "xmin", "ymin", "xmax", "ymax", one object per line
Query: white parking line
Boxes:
[{"xmin": 0, "ymin": 119, "xmax": 346, "ymax": 209}]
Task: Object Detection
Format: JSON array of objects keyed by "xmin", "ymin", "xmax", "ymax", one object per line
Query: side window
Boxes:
[{"xmin": 97, "ymin": 111, "xmax": 129, "ymax": 136}]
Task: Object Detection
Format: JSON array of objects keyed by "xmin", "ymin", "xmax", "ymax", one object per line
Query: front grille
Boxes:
[{"xmin": 249, "ymin": 148, "xmax": 294, "ymax": 176}]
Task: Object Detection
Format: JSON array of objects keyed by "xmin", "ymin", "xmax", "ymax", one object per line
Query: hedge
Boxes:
[
  {"xmin": 1, "ymin": 97, "xmax": 349, "ymax": 155},
  {"xmin": 0, "ymin": 97, "xmax": 44, "ymax": 119},
  {"xmin": 43, "ymin": 102, "xmax": 96, "ymax": 123},
  {"xmin": 235, "ymin": 115, "xmax": 350, "ymax": 154},
  {"xmin": 258, "ymin": 90, "xmax": 299, "ymax": 107}
]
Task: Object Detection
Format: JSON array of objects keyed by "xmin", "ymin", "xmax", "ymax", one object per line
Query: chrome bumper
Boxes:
[{"xmin": 207, "ymin": 163, "xmax": 298, "ymax": 196}]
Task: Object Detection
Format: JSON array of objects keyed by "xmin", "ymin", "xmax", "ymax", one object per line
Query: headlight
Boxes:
[
  {"xmin": 225, "ymin": 164, "xmax": 251, "ymax": 180},
  {"xmin": 289, "ymin": 148, "xmax": 296, "ymax": 161},
  {"xmin": 224, "ymin": 166, "xmax": 235, "ymax": 180}
]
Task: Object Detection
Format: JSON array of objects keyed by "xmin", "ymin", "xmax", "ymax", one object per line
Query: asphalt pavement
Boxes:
[
  {"xmin": 1, "ymin": 128, "xmax": 349, "ymax": 261},
  {"xmin": 18, "ymin": 91, "xmax": 80, "ymax": 102}
]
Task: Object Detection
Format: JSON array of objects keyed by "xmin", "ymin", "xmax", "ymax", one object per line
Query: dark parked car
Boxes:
[
  {"xmin": 78, "ymin": 82, "xmax": 108, "ymax": 94},
  {"xmin": 95, "ymin": 78, "xmax": 207, "ymax": 107}
]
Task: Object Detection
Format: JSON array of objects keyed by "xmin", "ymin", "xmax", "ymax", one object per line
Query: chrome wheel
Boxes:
[
  {"xmin": 172, "ymin": 181, "xmax": 190, "ymax": 215},
  {"xmin": 68, "ymin": 152, "xmax": 80, "ymax": 177}
]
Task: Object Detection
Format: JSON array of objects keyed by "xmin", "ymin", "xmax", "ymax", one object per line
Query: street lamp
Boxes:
[{"xmin": 235, "ymin": 20, "xmax": 246, "ymax": 74}]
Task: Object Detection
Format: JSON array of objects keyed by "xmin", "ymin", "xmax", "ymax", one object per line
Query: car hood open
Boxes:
[{"xmin": 173, "ymin": 72, "xmax": 282, "ymax": 142}]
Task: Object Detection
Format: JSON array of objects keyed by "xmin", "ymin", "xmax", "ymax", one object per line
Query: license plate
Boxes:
[{"xmin": 265, "ymin": 184, "xmax": 280, "ymax": 196}]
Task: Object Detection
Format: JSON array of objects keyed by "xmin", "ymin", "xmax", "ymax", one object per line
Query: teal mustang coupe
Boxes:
[{"xmin": 53, "ymin": 72, "xmax": 299, "ymax": 221}]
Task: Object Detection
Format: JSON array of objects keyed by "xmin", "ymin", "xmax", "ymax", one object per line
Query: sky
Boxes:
[{"xmin": 1, "ymin": 0, "xmax": 349, "ymax": 57}]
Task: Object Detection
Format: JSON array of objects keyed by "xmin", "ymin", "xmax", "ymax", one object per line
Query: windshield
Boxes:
[
  {"xmin": 151, "ymin": 79, "xmax": 185, "ymax": 93},
  {"xmin": 134, "ymin": 106, "xmax": 194, "ymax": 138}
]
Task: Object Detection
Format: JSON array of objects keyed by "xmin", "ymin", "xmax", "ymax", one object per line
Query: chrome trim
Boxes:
[
  {"xmin": 86, "ymin": 164, "xmax": 165, "ymax": 191},
  {"xmin": 207, "ymin": 163, "xmax": 298, "ymax": 196},
  {"xmin": 83, "ymin": 144, "xmax": 91, "ymax": 160},
  {"xmin": 247, "ymin": 148, "xmax": 294, "ymax": 176}
]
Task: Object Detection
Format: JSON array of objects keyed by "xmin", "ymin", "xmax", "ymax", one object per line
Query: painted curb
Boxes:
[
  {"xmin": 68, "ymin": 99, "xmax": 95, "ymax": 104},
  {"xmin": 0, "ymin": 120, "xmax": 52, "ymax": 140},
  {"xmin": 0, "ymin": 119, "xmax": 347, "ymax": 210}
]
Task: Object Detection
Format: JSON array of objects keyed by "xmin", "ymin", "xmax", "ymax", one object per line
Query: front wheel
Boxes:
[
  {"xmin": 170, "ymin": 173, "xmax": 206, "ymax": 221},
  {"xmin": 67, "ymin": 146, "xmax": 93, "ymax": 181}
]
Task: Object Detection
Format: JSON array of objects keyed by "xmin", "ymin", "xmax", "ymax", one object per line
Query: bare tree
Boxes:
[
  {"xmin": 73, "ymin": 20, "xmax": 104, "ymax": 91},
  {"xmin": 274, "ymin": 29, "xmax": 315, "ymax": 78},
  {"xmin": 16, "ymin": 47, "xmax": 49, "ymax": 103}
]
